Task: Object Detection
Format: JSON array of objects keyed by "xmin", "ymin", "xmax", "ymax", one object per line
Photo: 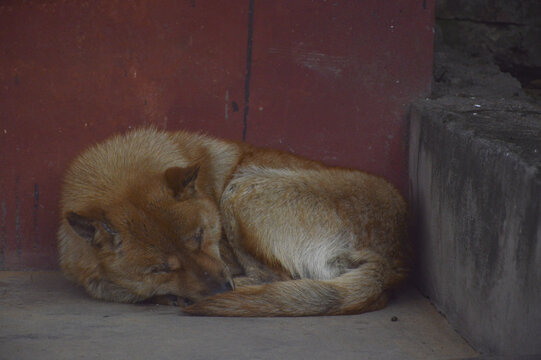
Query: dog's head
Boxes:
[{"xmin": 61, "ymin": 165, "xmax": 233, "ymax": 305}]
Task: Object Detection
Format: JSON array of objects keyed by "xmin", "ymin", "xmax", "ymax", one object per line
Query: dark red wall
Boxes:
[{"xmin": 0, "ymin": 0, "xmax": 434, "ymax": 269}]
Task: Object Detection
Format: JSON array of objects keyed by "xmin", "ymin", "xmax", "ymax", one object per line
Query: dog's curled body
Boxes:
[{"xmin": 58, "ymin": 128, "xmax": 410, "ymax": 316}]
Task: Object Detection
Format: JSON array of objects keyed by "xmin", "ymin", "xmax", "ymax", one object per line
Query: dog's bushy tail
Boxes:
[{"xmin": 182, "ymin": 250, "xmax": 407, "ymax": 317}]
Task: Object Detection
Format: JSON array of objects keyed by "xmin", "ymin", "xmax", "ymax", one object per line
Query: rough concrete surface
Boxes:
[
  {"xmin": 409, "ymin": 46, "xmax": 541, "ymax": 356},
  {"xmin": 436, "ymin": 0, "xmax": 541, "ymax": 81},
  {"xmin": 0, "ymin": 271, "xmax": 478, "ymax": 360}
]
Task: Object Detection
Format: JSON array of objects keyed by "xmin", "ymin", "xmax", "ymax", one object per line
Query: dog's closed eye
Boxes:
[{"xmin": 147, "ymin": 263, "xmax": 172, "ymax": 274}]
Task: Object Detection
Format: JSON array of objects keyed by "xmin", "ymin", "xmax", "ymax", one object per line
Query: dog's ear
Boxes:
[
  {"xmin": 164, "ymin": 165, "xmax": 200, "ymax": 198},
  {"xmin": 66, "ymin": 211, "xmax": 118, "ymax": 248},
  {"xmin": 66, "ymin": 211, "xmax": 96, "ymax": 241}
]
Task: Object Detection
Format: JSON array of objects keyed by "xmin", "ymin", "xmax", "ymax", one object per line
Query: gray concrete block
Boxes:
[
  {"xmin": 436, "ymin": 0, "xmax": 541, "ymax": 26},
  {"xmin": 435, "ymin": 0, "xmax": 541, "ymax": 97},
  {"xmin": 409, "ymin": 97, "xmax": 541, "ymax": 355}
]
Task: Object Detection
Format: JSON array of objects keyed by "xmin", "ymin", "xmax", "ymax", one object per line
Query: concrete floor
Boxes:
[{"xmin": 0, "ymin": 272, "xmax": 478, "ymax": 360}]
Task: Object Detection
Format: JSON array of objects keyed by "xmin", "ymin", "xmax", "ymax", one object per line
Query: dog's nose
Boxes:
[
  {"xmin": 211, "ymin": 278, "xmax": 234, "ymax": 295},
  {"xmin": 219, "ymin": 279, "xmax": 234, "ymax": 293}
]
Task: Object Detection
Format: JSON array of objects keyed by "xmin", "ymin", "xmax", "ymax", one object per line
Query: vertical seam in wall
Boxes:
[
  {"xmin": 33, "ymin": 183, "xmax": 40, "ymax": 250},
  {"xmin": 1, "ymin": 194, "xmax": 6, "ymax": 267},
  {"xmin": 242, "ymin": 0, "xmax": 255, "ymax": 141},
  {"xmin": 15, "ymin": 176, "xmax": 21, "ymax": 259}
]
